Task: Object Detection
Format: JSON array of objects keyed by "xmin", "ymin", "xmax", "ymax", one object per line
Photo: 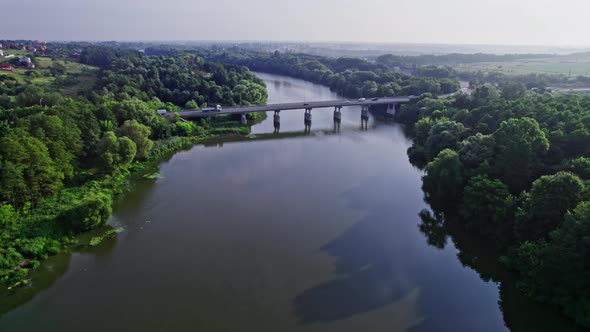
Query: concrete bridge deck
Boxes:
[{"xmin": 174, "ymin": 97, "xmax": 412, "ymax": 119}]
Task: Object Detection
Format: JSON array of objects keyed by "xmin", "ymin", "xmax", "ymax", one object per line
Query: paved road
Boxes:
[{"xmin": 174, "ymin": 97, "xmax": 412, "ymax": 119}]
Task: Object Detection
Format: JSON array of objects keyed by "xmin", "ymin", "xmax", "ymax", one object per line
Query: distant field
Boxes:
[
  {"xmin": 456, "ymin": 55, "xmax": 590, "ymax": 76},
  {"xmin": 0, "ymin": 53, "xmax": 98, "ymax": 96}
]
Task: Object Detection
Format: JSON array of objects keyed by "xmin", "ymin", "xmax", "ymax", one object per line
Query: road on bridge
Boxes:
[{"xmin": 173, "ymin": 97, "xmax": 412, "ymax": 119}]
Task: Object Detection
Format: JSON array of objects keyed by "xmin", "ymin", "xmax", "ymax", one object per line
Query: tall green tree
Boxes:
[
  {"xmin": 462, "ymin": 176, "xmax": 514, "ymax": 241},
  {"xmin": 492, "ymin": 117, "xmax": 549, "ymax": 192},
  {"xmin": 116, "ymin": 120, "xmax": 153, "ymax": 160},
  {"xmin": 0, "ymin": 132, "xmax": 63, "ymax": 205},
  {"xmin": 422, "ymin": 149, "xmax": 464, "ymax": 209},
  {"xmin": 515, "ymin": 172, "xmax": 585, "ymax": 242}
]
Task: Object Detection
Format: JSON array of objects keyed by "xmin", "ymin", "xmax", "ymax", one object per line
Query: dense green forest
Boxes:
[
  {"xmin": 396, "ymin": 88, "xmax": 590, "ymax": 326},
  {"xmin": 145, "ymin": 48, "xmax": 460, "ymax": 97},
  {"xmin": 0, "ymin": 46, "xmax": 267, "ymax": 286},
  {"xmin": 81, "ymin": 46, "xmax": 267, "ymax": 107}
]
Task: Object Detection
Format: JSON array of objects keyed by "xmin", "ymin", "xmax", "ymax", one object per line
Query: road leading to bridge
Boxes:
[{"xmin": 173, "ymin": 97, "xmax": 412, "ymax": 119}]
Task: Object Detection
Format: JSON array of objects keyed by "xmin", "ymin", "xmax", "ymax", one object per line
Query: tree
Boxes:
[
  {"xmin": 512, "ymin": 201, "xmax": 590, "ymax": 327},
  {"xmin": 500, "ymin": 82, "xmax": 527, "ymax": 100},
  {"xmin": 118, "ymin": 136, "xmax": 137, "ymax": 166},
  {"xmin": 414, "ymin": 117, "xmax": 435, "ymax": 146},
  {"xmin": 184, "ymin": 100, "xmax": 199, "ymax": 109},
  {"xmin": 0, "ymin": 132, "xmax": 63, "ymax": 205},
  {"xmin": 458, "ymin": 133, "xmax": 495, "ymax": 170},
  {"xmin": 97, "ymin": 131, "xmax": 120, "ymax": 172},
  {"xmin": 492, "ymin": 117, "xmax": 549, "ymax": 192},
  {"xmin": 515, "ymin": 172, "xmax": 585, "ymax": 242},
  {"xmin": 462, "ymin": 176, "xmax": 513, "ymax": 241},
  {"xmin": 424, "ymin": 120, "xmax": 466, "ymax": 160},
  {"xmin": 116, "ymin": 120, "xmax": 153, "ymax": 160},
  {"xmin": 472, "ymin": 84, "xmax": 500, "ymax": 105},
  {"xmin": 563, "ymin": 157, "xmax": 590, "ymax": 180},
  {"xmin": 97, "ymin": 132, "xmax": 137, "ymax": 172},
  {"xmin": 60, "ymin": 191, "xmax": 112, "ymax": 232},
  {"xmin": 422, "ymin": 149, "xmax": 464, "ymax": 209}
]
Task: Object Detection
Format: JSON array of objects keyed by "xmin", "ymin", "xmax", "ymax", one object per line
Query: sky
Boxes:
[{"xmin": 1, "ymin": 0, "xmax": 590, "ymax": 46}]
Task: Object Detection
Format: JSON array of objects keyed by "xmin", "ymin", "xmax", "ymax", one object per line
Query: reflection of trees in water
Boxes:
[
  {"xmin": 417, "ymin": 210, "xmax": 447, "ymax": 249},
  {"xmin": 417, "ymin": 208, "xmax": 585, "ymax": 332},
  {"xmin": 0, "ymin": 252, "xmax": 71, "ymax": 317},
  {"xmin": 0, "ymin": 169, "xmax": 157, "ymax": 317},
  {"xmin": 0, "ymin": 225, "xmax": 119, "ymax": 317}
]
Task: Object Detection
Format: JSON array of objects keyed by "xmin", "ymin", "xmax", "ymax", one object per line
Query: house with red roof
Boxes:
[{"xmin": 0, "ymin": 63, "xmax": 14, "ymax": 71}]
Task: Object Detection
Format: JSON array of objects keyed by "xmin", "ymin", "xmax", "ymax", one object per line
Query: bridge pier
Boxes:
[
  {"xmin": 304, "ymin": 108, "xmax": 312, "ymax": 125},
  {"xmin": 387, "ymin": 103, "xmax": 396, "ymax": 116},
  {"xmin": 240, "ymin": 113, "xmax": 248, "ymax": 125},
  {"xmin": 361, "ymin": 117, "xmax": 368, "ymax": 131},
  {"xmin": 333, "ymin": 106, "xmax": 342, "ymax": 122},
  {"xmin": 361, "ymin": 105, "xmax": 369, "ymax": 120},
  {"xmin": 386, "ymin": 103, "xmax": 400, "ymax": 116},
  {"xmin": 333, "ymin": 120, "xmax": 340, "ymax": 133},
  {"xmin": 273, "ymin": 110, "xmax": 281, "ymax": 126}
]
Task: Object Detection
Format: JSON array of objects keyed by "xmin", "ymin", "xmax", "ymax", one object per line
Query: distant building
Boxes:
[
  {"xmin": 19, "ymin": 56, "xmax": 35, "ymax": 69},
  {"xmin": 20, "ymin": 56, "xmax": 31, "ymax": 64},
  {"xmin": 0, "ymin": 63, "xmax": 13, "ymax": 71},
  {"xmin": 0, "ymin": 50, "xmax": 3, "ymax": 57}
]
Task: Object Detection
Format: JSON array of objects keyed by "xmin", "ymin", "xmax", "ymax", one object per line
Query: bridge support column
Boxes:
[
  {"xmin": 304, "ymin": 108, "xmax": 312, "ymax": 125},
  {"xmin": 386, "ymin": 103, "xmax": 397, "ymax": 116},
  {"xmin": 273, "ymin": 111, "xmax": 280, "ymax": 133},
  {"xmin": 333, "ymin": 120, "xmax": 340, "ymax": 133},
  {"xmin": 361, "ymin": 105, "xmax": 369, "ymax": 120},
  {"xmin": 361, "ymin": 117, "xmax": 368, "ymax": 131},
  {"xmin": 240, "ymin": 113, "xmax": 248, "ymax": 125},
  {"xmin": 333, "ymin": 106, "xmax": 342, "ymax": 122}
]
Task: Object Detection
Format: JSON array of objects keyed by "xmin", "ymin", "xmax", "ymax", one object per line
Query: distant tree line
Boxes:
[
  {"xmin": 81, "ymin": 48, "xmax": 267, "ymax": 108},
  {"xmin": 375, "ymin": 52, "xmax": 554, "ymax": 68},
  {"xmin": 156, "ymin": 48, "xmax": 460, "ymax": 97}
]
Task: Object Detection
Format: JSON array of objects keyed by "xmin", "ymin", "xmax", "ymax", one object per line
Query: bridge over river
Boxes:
[{"xmin": 170, "ymin": 96, "xmax": 413, "ymax": 125}]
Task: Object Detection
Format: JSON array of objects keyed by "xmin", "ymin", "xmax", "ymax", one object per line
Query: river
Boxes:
[{"xmin": 0, "ymin": 72, "xmax": 584, "ymax": 331}]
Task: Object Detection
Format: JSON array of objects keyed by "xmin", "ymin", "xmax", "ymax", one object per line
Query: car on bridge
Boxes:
[
  {"xmin": 202, "ymin": 105, "xmax": 223, "ymax": 112},
  {"xmin": 358, "ymin": 98, "xmax": 366, "ymax": 102},
  {"xmin": 372, "ymin": 97, "xmax": 379, "ymax": 101}
]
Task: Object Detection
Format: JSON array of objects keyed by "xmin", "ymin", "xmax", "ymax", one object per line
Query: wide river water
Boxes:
[{"xmin": 0, "ymin": 72, "xmax": 585, "ymax": 331}]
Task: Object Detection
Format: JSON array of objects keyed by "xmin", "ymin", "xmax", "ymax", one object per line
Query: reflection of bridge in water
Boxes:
[
  {"xmin": 201, "ymin": 122, "xmax": 375, "ymax": 148},
  {"xmin": 173, "ymin": 97, "xmax": 412, "ymax": 126}
]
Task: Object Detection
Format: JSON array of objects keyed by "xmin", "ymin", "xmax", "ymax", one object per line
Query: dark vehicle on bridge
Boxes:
[{"xmin": 372, "ymin": 97, "xmax": 379, "ymax": 101}]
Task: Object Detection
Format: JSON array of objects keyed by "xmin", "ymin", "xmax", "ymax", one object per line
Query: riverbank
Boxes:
[{"xmin": 0, "ymin": 117, "xmax": 261, "ymax": 289}]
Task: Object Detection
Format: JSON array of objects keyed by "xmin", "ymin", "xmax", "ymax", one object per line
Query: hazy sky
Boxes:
[{"xmin": 2, "ymin": 0, "xmax": 589, "ymax": 46}]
